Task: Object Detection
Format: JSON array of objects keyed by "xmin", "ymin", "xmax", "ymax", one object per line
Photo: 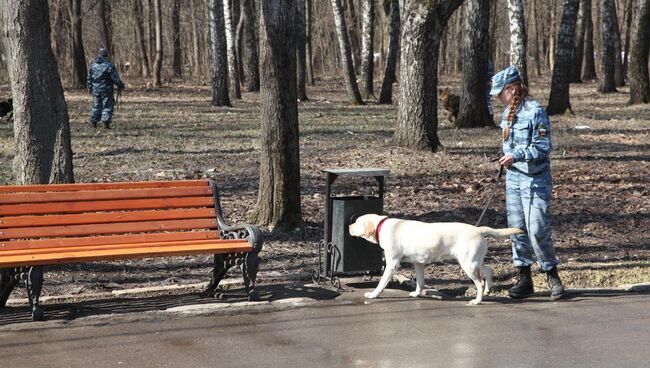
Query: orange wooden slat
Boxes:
[
  {"xmin": 0, "ymin": 196, "xmax": 215, "ymax": 216},
  {"xmin": 0, "ymin": 180, "xmax": 209, "ymax": 193},
  {"xmin": 0, "ymin": 231, "xmax": 220, "ymax": 251},
  {"xmin": 0, "ymin": 239, "xmax": 249, "ymax": 257},
  {"xmin": 0, "ymin": 241, "xmax": 252, "ymax": 268},
  {"xmin": 0, "ymin": 208, "xmax": 216, "ymax": 228},
  {"xmin": 0, "ymin": 218, "xmax": 218, "ymax": 240},
  {"xmin": 0, "ymin": 186, "xmax": 214, "ymax": 205}
]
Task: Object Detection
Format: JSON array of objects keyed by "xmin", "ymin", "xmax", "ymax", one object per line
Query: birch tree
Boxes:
[
  {"xmin": 599, "ymin": 0, "xmax": 618, "ymax": 93},
  {"xmin": 134, "ymin": 0, "xmax": 151, "ymax": 77},
  {"xmin": 330, "ymin": 0, "xmax": 364, "ymax": 105},
  {"xmin": 507, "ymin": 0, "xmax": 528, "ymax": 86},
  {"xmin": 209, "ymin": 0, "xmax": 231, "ymax": 106},
  {"xmin": 239, "ymin": 0, "xmax": 259, "ymax": 91},
  {"xmin": 456, "ymin": 0, "xmax": 492, "ymax": 128},
  {"xmin": 393, "ymin": 0, "xmax": 463, "ymax": 151},
  {"xmin": 581, "ymin": 0, "xmax": 597, "ymax": 80},
  {"xmin": 360, "ymin": 0, "xmax": 375, "ymax": 99},
  {"xmin": 172, "ymin": 0, "xmax": 182, "ymax": 78},
  {"xmin": 68, "ymin": 0, "xmax": 87, "ymax": 88},
  {"xmin": 571, "ymin": 0, "xmax": 587, "ymax": 83},
  {"xmin": 296, "ymin": 0, "xmax": 308, "ymax": 101},
  {"xmin": 628, "ymin": 0, "xmax": 650, "ymax": 104},
  {"xmin": 224, "ymin": 0, "xmax": 241, "ymax": 99},
  {"xmin": 252, "ymin": 0, "xmax": 303, "ymax": 232},
  {"xmin": 152, "ymin": 0, "xmax": 163, "ymax": 86},
  {"xmin": 378, "ymin": 0, "xmax": 400, "ymax": 104},
  {"xmin": 547, "ymin": 0, "xmax": 580, "ymax": 115}
]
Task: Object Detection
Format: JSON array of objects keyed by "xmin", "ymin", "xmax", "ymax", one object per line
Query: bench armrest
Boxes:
[{"xmin": 209, "ymin": 180, "xmax": 263, "ymax": 253}]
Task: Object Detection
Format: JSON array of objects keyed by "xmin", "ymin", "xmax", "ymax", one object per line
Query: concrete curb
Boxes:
[{"xmin": 5, "ymin": 271, "xmax": 313, "ymax": 307}]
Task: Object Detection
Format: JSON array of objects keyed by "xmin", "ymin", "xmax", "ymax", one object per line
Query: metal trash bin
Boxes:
[{"xmin": 314, "ymin": 168, "xmax": 389, "ymax": 289}]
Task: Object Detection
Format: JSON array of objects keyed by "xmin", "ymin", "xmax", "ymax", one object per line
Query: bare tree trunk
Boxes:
[
  {"xmin": 571, "ymin": 0, "xmax": 587, "ymax": 82},
  {"xmin": 599, "ymin": 0, "xmax": 618, "ymax": 92},
  {"xmin": 68, "ymin": 0, "xmax": 87, "ymax": 89},
  {"xmin": 134, "ymin": 0, "xmax": 151, "ymax": 77},
  {"xmin": 223, "ymin": 0, "xmax": 241, "ymax": 98},
  {"xmin": 51, "ymin": 0, "xmax": 67, "ymax": 66},
  {"xmin": 171, "ymin": 0, "xmax": 182, "ymax": 78},
  {"xmin": 628, "ymin": 0, "xmax": 649, "ymax": 104},
  {"xmin": 305, "ymin": 0, "xmax": 315, "ymax": 85},
  {"xmin": 148, "ymin": 0, "xmax": 155, "ymax": 69},
  {"xmin": 378, "ymin": 0, "xmax": 399, "ymax": 104},
  {"xmin": 239, "ymin": 0, "xmax": 259, "ymax": 91},
  {"xmin": 456, "ymin": 0, "xmax": 492, "ymax": 128},
  {"xmin": 152, "ymin": 0, "xmax": 163, "ymax": 86},
  {"xmin": 1, "ymin": 0, "xmax": 74, "ymax": 184},
  {"xmin": 330, "ymin": 0, "xmax": 364, "ymax": 104},
  {"xmin": 209, "ymin": 0, "xmax": 231, "ymax": 105},
  {"xmin": 252, "ymin": 0, "xmax": 303, "ymax": 232},
  {"xmin": 621, "ymin": 0, "xmax": 633, "ymax": 77},
  {"xmin": 549, "ymin": 0, "xmax": 557, "ymax": 70},
  {"xmin": 530, "ymin": 0, "xmax": 543, "ymax": 76},
  {"xmin": 394, "ymin": 0, "xmax": 463, "ymax": 151},
  {"xmin": 360, "ymin": 0, "xmax": 375, "ymax": 98},
  {"xmin": 98, "ymin": 0, "xmax": 113, "ymax": 55},
  {"xmin": 296, "ymin": 0, "xmax": 308, "ymax": 101},
  {"xmin": 190, "ymin": 0, "xmax": 201, "ymax": 78},
  {"xmin": 507, "ymin": 0, "xmax": 528, "ymax": 86},
  {"xmin": 612, "ymin": 3, "xmax": 625, "ymax": 86},
  {"xmin": 582, "ymin": 0, "xmax": 597, "ymax": 80},
  {"xmin": 547, "ymin": 0, "xmax": 580, "ymax": 115},
  {"xmin": 346, "ymin": 0, "xmax": 361, "ymax": 72}
]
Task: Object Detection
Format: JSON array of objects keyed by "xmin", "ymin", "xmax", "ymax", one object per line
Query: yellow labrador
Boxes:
[{"xmin": 349, "ymin": 214, "xmax": 524, "ymax": 305}]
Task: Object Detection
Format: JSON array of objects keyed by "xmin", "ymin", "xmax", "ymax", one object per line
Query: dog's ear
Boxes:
[{"xmin": 363, "ymin": 220, "xmax": 374, "ymax": 239}]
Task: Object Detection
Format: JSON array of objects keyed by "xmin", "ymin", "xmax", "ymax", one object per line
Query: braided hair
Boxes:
[{"xmin": 502, "ymin": 82, "xmax": 530, "ymax": 142}]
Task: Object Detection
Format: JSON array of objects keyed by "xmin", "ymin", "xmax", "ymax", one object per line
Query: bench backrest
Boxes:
[{"xmin": 0, "ymin": 180, "xmax": 231, "ymax": 264}]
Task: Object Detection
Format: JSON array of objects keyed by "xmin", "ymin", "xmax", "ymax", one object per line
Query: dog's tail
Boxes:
[{"xmin": 478, "ymin": 226, "xmax": 524, "ymax": 239}]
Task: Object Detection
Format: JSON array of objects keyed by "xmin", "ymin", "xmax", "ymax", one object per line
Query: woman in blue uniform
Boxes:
[{"xmin": 490, "ymin": 65, "xmax": 565, "ymax": 300}]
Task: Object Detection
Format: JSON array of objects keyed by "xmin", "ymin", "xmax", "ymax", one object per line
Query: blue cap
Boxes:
[
  {"xmin": 98, "ymin": 48, "xmax": 109, "ymax": 57},
  {"xmin": 489, "ymin": 65, "xmax": 521, "ymax": 96}
]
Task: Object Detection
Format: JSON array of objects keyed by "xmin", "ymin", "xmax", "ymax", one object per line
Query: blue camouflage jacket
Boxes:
[
  {"xmin": 500, "ymin": 99, "xmax": 552, "ymax": 176},
  {"xmin": 87, "ymin": 57, "xmax": 124, "ymax": 93}
]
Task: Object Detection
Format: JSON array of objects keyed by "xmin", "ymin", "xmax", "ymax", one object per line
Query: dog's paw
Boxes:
[
  {"xmin": 409, "ymin": 291, "xmax": 421, "ymax": 298},
  {"xmin": 364, "ymin": 292, "xmax": 378, "ymax": 299},
  {"xmin": 467, "ymin": 299, "xmax": 482, "ymax": 306}
]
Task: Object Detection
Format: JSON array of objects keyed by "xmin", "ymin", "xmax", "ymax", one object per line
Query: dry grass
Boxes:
[{"xmin": 0, "ymin": 76, "xmax": 648, "ymax": 297}]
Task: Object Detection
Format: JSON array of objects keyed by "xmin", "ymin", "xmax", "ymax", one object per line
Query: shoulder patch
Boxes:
[{"xmin": 538, "ymin": 125, "xmax": 548, "ymax": 137}]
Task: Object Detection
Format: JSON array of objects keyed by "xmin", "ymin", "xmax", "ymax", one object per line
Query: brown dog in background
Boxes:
[{"xmin": 438, "ymin": 88, "xmax": 460, "ymax": 124}]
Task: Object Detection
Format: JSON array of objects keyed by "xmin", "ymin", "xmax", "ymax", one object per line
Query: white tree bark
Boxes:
[
  {"xmin": 360, "ymin": 0, "xmax": 375, "ymax": 99},
  {"xmin": 507, "ymin": 0, "xmax": 528, "ymax": 86},
  {"xmin": 223, "ymin": 0, "xmax": 241, "ymax": 99}
]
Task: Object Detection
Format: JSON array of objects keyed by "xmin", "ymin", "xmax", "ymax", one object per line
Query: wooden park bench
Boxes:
[{"xmin": 0, "ymin": 179, "xmax": 263, "ymax": 321}]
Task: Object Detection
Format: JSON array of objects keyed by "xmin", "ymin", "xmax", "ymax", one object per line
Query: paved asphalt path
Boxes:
[{"xmin": 0, "ymin": 292, "xmax": 648, "ymax": 368}]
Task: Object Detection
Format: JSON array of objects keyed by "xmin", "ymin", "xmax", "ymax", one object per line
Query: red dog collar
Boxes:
[{"xmin": 375, "ymin": 217, "xmax": 389, "ymax": 244}]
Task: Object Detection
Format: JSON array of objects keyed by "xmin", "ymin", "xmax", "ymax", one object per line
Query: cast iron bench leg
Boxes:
[
  {"xmin": 26, "ymin": 266, "xmax": 44, "ymax": 321},
  {"xmin": 205, "ymin": 254, "xmax": 229, "ymax": 299},
  {"xmin": 0, "ymin": 269, "xmax": 18, "ymax": 309},
  {"xmin": 243, "ymin": 252, "xmax": 260, "ymax": 301}
]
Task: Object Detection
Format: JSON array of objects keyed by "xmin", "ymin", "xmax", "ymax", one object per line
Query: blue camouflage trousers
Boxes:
[
  {"xmin": 90, "ymin": 90, "xmax": 115, "ymax": 123},
  {"xmin": 505, "ymin": 170, "xmax": 559, "ymax": 271}
]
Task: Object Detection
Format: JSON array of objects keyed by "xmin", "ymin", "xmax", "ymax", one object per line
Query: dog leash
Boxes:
[{"xmin": 475, "ymin": 162, "xmax": 504, "ymax": 227}]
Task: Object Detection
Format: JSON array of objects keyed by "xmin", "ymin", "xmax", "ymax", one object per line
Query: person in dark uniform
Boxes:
[{"xmin": 87, "ymin": 48, "xmax": 124, "ymax": 129}]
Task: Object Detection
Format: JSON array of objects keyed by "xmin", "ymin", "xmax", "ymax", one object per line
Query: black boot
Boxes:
[
  {"xmin": 102, "ymin": 120, "xmax": 111, "ymax": 129},
  {"xmin": 546, "ymin": 267, "xmax": 565, "ymax": 300},
  {"xmin": 508, "ymin": 266, "xmax": 534, "ymax": 299},
  {"xmin": 89, "ymin": 120, "xmax": 97, "ymax": 128}
]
